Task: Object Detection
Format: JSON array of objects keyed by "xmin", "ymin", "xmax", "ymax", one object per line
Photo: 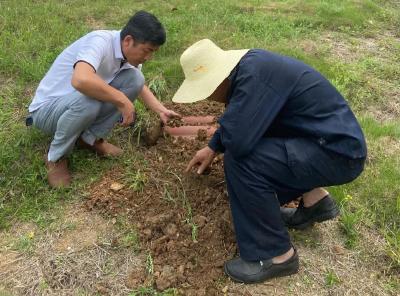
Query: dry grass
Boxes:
[
  {"xmin": 318, "ymin": 31, "xmax": 399, "ymax": 63},
  {"xmin": 229, "ymin": 220, "xmax": 398, "ymax": 296},
  {"xmin": 0, "ymin": 204, "xmax": 145, "ymax": 295},
  {"xmin": 2, "ymin": 205, "xmax": 396, "ymax": 295},
  {"xmin": 299, "ymin": 31, "xmax": 400, "ymax": 122}
]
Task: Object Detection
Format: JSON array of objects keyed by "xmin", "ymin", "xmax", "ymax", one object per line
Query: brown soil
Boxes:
[{"xmin": 86, "ymin": 101, "xmax": 237, "ymax": 294}]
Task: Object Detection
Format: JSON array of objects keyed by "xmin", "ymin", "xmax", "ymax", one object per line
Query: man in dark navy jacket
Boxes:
[{"xmin": 172, "ymin": 39, "xmax": 366, "ymax": 284}]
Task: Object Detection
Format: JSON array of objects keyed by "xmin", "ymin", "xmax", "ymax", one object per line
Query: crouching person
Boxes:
[
  {"xmin": 173, "ymin": 39, "xmax": 367, "ymax": 283},
  {"xmin": 28, "ymin": 11, "xmax": 178, "ymax": 188}
]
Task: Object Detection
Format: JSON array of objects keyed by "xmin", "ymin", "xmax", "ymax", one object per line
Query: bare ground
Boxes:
[{"xmin": 0, "ymin": 204, "xmax": 145, "ymax": 295}]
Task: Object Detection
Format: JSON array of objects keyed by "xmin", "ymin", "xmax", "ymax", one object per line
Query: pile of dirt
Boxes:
[{"xmin": 86, "ymin": 101, "xmax": 243, "ymax": 294}]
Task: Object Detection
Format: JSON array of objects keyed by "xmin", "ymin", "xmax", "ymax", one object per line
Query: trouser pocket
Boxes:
[{"xmin": 285, "ymin": 138, "xmax": 365, "ymax": 188}]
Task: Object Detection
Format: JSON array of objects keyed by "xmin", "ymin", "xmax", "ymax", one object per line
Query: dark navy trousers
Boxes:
[{"xmin": 224, "ymin": 137, "xmax": 365, "ymax": 261}]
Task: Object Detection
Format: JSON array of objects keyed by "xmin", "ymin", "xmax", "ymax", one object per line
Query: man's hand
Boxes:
[
  {"xmin": 186, "ymin": 146, "xmax": 216, "ymax": 174},
  {"xmin": 139, "ymin": 86, "xmax": 181, "ymax": 124},
  {"xmin": 118, "ymin": 99, "xmax": 136, "ymax": 126},
  {"xmin": 159, "ymin": 109, "xmax": 181, "ymax": 124}
]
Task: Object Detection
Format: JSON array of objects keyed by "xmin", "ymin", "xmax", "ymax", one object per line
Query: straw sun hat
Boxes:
[{"xmin": 172, "ymin": 39, "xmax": 249, "ymax": 103}]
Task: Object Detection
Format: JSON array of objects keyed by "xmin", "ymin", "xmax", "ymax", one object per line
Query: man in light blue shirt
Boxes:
[{"xmin": 29, "ymin": 11, "xmax": 178, "ymax": 188}]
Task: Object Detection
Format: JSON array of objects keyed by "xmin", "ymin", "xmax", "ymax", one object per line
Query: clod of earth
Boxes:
[
  {"xmin": 167, "ymin": 117, "xmax": 185, "ymax": 127},
  {"xmin": 144, "ymin": 120, "xmax": 163, "ymax": 146},
  {"xmin": 197, "ymin": 129, "xmax": 208, "ymax": 141}
]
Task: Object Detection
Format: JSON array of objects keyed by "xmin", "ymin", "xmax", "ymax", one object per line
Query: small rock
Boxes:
[{"xmin": 110, "ymin": 182, "xmax": 124, "ymax": 192}]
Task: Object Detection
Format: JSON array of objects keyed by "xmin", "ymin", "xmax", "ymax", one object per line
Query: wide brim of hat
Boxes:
[{"xmin": 172, "ymin": 49, "xmax": 249, "ymax": 103}]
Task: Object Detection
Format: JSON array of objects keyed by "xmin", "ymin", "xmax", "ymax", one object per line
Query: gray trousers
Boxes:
[{"xmin": 31, "ymin": 68, "xmax": 145, "ymax": 162}]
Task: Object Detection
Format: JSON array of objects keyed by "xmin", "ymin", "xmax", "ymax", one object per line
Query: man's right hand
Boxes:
[
  {"xmin": 118, "ymin": 99, "xmax": 136, "ymax": 126},
  {"xmin": 185, "ymin": 146, "xmax": 216, "ymax": 174}
]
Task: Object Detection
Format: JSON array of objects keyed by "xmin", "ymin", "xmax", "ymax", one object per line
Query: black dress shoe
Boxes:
[
  {"xmin": 281, "ymin": 194, "xmax": 340, "ymax": 230},
  {"xmin": 224, "ymin": 248, "xmax": 299, "ymax": 284}
]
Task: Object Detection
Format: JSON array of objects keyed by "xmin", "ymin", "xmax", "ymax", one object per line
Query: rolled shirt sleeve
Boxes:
[{"xmin": 208, "ymin": 128, "xmax": 225, "ymax": 153}]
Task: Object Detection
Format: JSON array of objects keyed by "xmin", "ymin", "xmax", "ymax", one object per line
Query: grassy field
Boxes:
[{"xmin": 0, "ymin": 0, "xmax": 399, "ymax": 295}]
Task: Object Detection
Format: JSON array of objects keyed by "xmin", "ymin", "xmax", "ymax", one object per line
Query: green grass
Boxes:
[
  {"xmin": 116, "ymin": 219, "xmax": 141, "ymax": 251},
  {"xmin": 0, "ymin": 1, "xmax": 400, "ymax": 293},
  {"xmin": 11, "ymin": 232, "xmax": 36, "ymax": 254},
  {"xmin": 330, "ymin": 117, "xmax": 400, "ymax": 264},
  {"xmin": 146, "ymin": 252, "xmax": 154, "ymax": 275},
  {"xmin": 325, "ymin": 269, "xmax": 340, "ymax": 288}
]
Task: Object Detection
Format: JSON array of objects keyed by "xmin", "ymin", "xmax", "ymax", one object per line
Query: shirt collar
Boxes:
[{"xmin": 113, "ymin": 31, "xmax": 126, "ymax": 61}]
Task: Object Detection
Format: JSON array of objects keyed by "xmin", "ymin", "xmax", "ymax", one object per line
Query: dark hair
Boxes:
[{"xmin": 121, "ymin": 11, "xmax": 166, "ymax": 46}]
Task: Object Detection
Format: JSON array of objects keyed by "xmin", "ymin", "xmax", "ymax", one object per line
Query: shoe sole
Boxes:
[
  {"xmin": 290, "ymin": 207, "xmax": 340, "ymax": 230},
  {"xmin": 224, "ymin": 261, "xmax": 299, "ymax": 284}
]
